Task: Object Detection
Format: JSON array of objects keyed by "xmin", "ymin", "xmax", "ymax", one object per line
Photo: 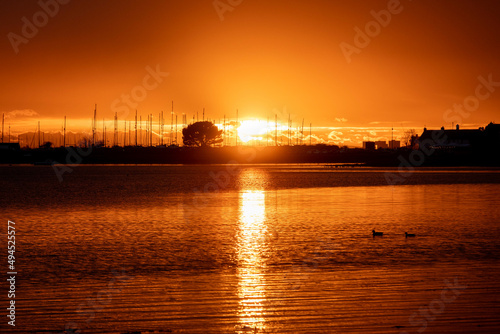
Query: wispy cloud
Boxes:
[
  {"xmin": 334, "ymin": 118, "xmax": 348, "ymax": 122},
  {"xmin": 327, "ymin": 130, "xmax": 343, "ymax": 141},
  {"xmin": 4, "ymin": 109, "xmax": 39, "ymax": 120},
  {"xmin": 370, "ymin": 121, "xmax": 413, "ymax": 125}
]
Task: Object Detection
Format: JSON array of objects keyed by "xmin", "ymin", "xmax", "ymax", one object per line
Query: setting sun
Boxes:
[{"xmin": 237, "ymin": 120, "xmax": 270, "ymax": 143}]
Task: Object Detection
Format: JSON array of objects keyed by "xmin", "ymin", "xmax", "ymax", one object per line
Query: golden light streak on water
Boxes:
[{"xmin": 236, "ymin": 190, "xmax": 268, "ymax": 332}]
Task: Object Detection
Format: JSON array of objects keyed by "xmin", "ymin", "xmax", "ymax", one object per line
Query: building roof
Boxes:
[{"xmin": 418, "ymin": 123, "xmax": 499, "ymax": 148}]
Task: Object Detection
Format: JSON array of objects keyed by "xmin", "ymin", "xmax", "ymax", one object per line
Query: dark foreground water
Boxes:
[{"xmin": 1, "ymin": 165, "xmax": 500, "ymax": 333}]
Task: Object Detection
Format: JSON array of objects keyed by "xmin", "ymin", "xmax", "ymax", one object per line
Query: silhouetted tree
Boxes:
[
  {"xmin": 182, "ymin": 121, "xmax": 223, "ymax": 147},
  {"xmin": 40, "ymin": 141, "xmax": 53, "ymax": 149},
  {"xmin": 402, "ymin": 129, "xmax": 416, "ymax": 147}
]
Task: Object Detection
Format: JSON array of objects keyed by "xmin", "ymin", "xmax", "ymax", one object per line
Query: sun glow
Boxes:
[{"xmin": 237, "ymin": 120, "xmax": 270, "ymax": 143}]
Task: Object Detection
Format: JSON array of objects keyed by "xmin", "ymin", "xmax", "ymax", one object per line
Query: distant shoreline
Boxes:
[
  {"xmin": 2, "ymin": 165, "xmax": 500, "ymax": 173},
  {"xmin": 1, "ymin": 145, "xmax": 499, "ymax": 167}
]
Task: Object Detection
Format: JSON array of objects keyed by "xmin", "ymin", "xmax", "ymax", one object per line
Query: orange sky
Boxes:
[{"xmin": 1, "ymin": 0, "xmax": 500, "ymax": 146}]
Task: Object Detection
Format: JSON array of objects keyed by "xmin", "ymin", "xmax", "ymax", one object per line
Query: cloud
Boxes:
[
  {"xmin": 327, "ymin": 130, "xmax": 343, "ymax": 141},
  {"xmin": 334, "ymin": 118, "xmax": 348, "ymax": 122},
  {"xmin": 462, "ymin": 123, "xmax": 483, "ymax": 128},
  {"xmin": 4, "ymin": 109, "xmax": 39, "ymax": 120},
  {"xmin": 362, "ymin": 135, "xmax": 380, "ymax": 141},
  {"xmin": 309, "ymin": 134, "xmax": 326, "ymax": 144}
]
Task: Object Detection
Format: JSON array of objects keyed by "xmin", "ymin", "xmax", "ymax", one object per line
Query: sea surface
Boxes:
[{"xmin": 1, "ymin": 164, "xmax": 500, "ymax": 333}]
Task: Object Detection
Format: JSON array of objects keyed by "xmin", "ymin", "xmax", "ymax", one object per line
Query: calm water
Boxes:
[{"xmin": 1, "ymin": 165, "xmax": 500, "ymax": 333}]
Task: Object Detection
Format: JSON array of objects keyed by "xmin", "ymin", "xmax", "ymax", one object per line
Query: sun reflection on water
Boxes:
[{"xmin": 237, "ymin": 190, "xmax": 268, "ymax": 331}]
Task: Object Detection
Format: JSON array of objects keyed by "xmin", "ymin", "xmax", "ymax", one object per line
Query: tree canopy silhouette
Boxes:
[{"xmin": 182, "ymin": 121, "xmax": 223, "ymax": 147}]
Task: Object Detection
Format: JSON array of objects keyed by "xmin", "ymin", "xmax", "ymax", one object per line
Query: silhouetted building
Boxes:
[
  {"xmin": 484, "ymin": 122, "xmax": 500, "ymax": 145},
  {"xmin": 410, "ymin": 134, "xmax": 419, "ymax": 149},
  {"xmin": 375, "ymin": 141, "xmax": 388, "ymax": 149},
  {"xmin": 363, "ymin": 141, "xmax": 375, "ymax": 150},
  {"xmin": 0, "ymin": 143, "xmax": 20, "ymax": 151},
  {"xmin": 418, "ymin": 122, "xmax": 500, "ymax": 150},
  {"xmin": 388, "ymin": 140, "xmax": 400, "ymax": 149}
]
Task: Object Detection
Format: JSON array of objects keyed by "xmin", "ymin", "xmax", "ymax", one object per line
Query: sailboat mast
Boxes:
[
  {"xmin": 146, "ymin": 115, "xmax": 148, "ymax": 146},
  {"xmin": 63, "ymin": 116, "xmax": 66, "ymax": 147},
  {"xmin": 114, "ymin": 112, "xmax": 118, "ymax": 147},
  {"xmin": 301, "ymin": 118, "xmax": 304, "ymax": 145},
  {"xmin": 171, "ymin": 101, "xmax": 174, "ymax": 145},
  {"xmin": 92, "ymin": 104, "xmax": 97, "ymax": 146},
  {"xmin": 267, "ymin": 116, "xmax": 269, "ymax": 146},
  {"xmin": 288, "ymin": 114, "xmax": 291, "ymax": 146},
  {"xmin": 160, "ymin": 111, "xmax": 164, "ymax": 146},
  {"xmin": 275, "ymin": 114, "xmax": 277, "ymax": 146}
]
